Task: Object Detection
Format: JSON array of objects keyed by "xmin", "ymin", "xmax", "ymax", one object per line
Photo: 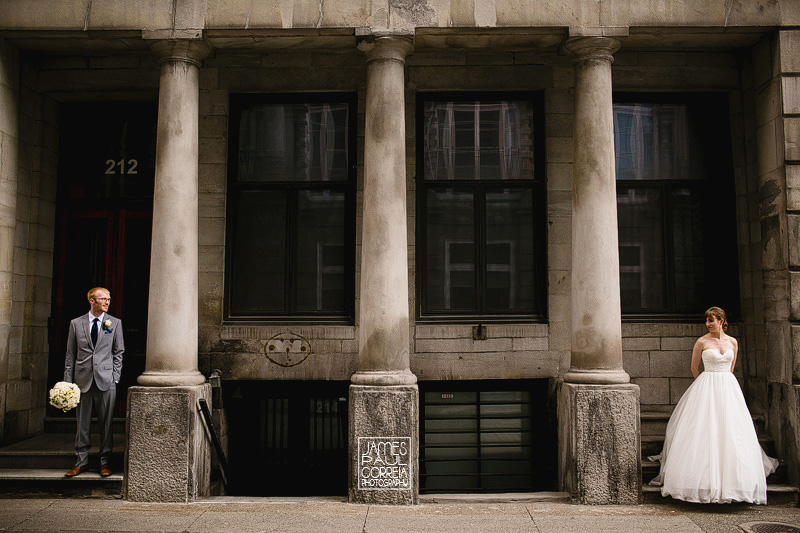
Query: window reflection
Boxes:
[
  {"xmin": 424, "ymin": 101, "xmax": 534, "ymax": 181},
  {"xmin": 238, "ymin": 103, "xmax": 350, "ymax": 182}
]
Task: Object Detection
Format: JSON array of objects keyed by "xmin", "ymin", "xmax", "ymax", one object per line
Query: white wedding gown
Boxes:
[{"xmin": 650, "ymin": 348, "xmax": 779, "ymax": 504}]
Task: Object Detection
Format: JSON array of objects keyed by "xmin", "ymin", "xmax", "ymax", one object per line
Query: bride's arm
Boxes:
[
  {"xmin": 730, "ymin": 337, "xmax": 739, "ymax": 373},
  {"xmin": 691, "ymin": 339, "xmax": 703, "ymax": 378}
]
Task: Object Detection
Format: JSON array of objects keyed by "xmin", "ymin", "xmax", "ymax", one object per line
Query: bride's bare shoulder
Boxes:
[{"xmin": 694, "ymin": 334, "xmax": 711, "ymax": 348}]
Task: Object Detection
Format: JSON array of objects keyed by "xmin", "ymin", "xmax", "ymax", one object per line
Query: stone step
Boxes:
[
  {"xmin": 640, "ymin": 410, "xmax": 767, "ymax": 436},
  {"xmin": 642, "ymin": 484, "xmax": 798, "ymax": 506},
  {"xmin": 0, "ymin": 468, "xmax": 122, "ymax": 498},
  {"xmin": 44, "ymin": 416, "xmax": 126, "ymax": 435},
  {"xmin": 419, "ymin": 492, "xmax": 571, "ymax": 504},
  {"xmin": 640, "ymin": 409, "xmax": 672, "ymax": 436},
  {"xmin": 0, "ymin": 433, "xmax": 125, "ymax": 470},
  {"xmin": 641, "ymin": 433, "xmax": 777, "ymax": 458},
  {"xmin": 640, "ymin": 458, "xmax": 789, "ymax": 485}
]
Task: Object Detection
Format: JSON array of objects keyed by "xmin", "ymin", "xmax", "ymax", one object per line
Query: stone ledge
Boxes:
[
  {"xmin": 419, "ymin": 491, "xmax": 570, "ymax": 504},
  {"xmin": 220, "ymin": 324, "xmax": 356, "ymax": 340}
]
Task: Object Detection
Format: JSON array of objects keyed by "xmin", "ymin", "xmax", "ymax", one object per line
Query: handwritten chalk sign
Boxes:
[{"xmin": 357, "ymin": 437, "xmax": 411, "ymax": 490}]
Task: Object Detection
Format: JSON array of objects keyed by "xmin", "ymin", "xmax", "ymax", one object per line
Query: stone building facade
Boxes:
[{"xmin": 0, "ymin": 0, "xmax": 798, "ymax": 504}]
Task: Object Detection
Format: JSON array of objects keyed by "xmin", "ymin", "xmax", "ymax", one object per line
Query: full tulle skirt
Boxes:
[{"xmin": 650, "ymin": 371, "xmax": 778, "ymax": 504}]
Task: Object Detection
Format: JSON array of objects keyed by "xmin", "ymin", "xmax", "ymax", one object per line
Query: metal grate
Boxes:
[
  {"xmin": 225, "ymin": 381, "xmax": 349, "ymax": 496},
  {"xmin": 419, "ymin": 380, "xmax": 554, "ymax": 494},
  {"xmin": 741, "ymin": 522, "xmax": 800, "ymax": 533}
]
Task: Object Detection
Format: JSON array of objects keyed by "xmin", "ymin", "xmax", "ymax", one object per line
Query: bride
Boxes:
[{"xmin": 649, "ymin": 307, "xmax": 779, "ymax": 504}]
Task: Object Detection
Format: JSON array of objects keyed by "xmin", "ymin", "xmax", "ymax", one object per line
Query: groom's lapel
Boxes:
[{"xmin": 81, "ymin": 316, "xmax": 93, "ymax": 349}]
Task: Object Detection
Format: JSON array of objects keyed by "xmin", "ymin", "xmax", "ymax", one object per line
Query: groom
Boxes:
[{"xmin": 63, "ymin": 287, "xmax": 124, "ymax": 477}]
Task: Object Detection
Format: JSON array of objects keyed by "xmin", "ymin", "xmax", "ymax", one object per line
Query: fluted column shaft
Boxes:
[
  {"xmin": 138, "ymin": 40, "xmax": 209, "ymax": 387},
  {"xmin": 352, "ymin": 36, "xmax": 416, "ymax": 387},
  {"xmin": 565, "ymin": 37, "xmax": 629, "ymax": 385}
]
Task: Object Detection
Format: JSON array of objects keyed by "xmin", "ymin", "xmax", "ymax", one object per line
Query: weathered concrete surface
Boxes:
[
  {"xmin": 125, "ymin": 384, "xmax": 211, "ymax": 502},
  {"xmin": 0, "ymin": 0, "xmax": 794, "ymax": 32},
  {"xmin": 349, "ymin": 384, "xmax": 418, "ymax": 504},
  {"xmin": 559, "ymin": 382, "xmax": 641, "ymax": 505}
]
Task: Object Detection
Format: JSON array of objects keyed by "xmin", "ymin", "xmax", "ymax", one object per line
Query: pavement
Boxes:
[{"xmin": 0, "ymin": 496, "xmax": 799, "ymax": 533}]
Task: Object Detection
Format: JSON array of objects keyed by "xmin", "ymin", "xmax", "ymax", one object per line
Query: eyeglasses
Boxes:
[{"xmin": 93, "ymin": 298, "xmax": 111, "ymax": 302}]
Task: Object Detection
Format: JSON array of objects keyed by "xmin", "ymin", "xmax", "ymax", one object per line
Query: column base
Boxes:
[
  {"xmin": 350, "ymin": 370, "xmax": 417, "ymax": 386},
  {"xmin": 137, "ymin": 370, "xmax": 206, "ymax": 386},
  {"xmin": 558, "ymin": 382, "xmax": 641, "ymax": 504},
  {"xmin": 563, "ymin": 368, "xmax": 630, "ymax": 384},
  {"xmin": 349, "ymin": 383, "xmax": 418, "ymax": 504},
  {"xmin": 124, "ymin": 384, "xmax": 211, "ymax": 502}
]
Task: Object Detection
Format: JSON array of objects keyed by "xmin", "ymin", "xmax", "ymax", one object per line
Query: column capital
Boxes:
[
  {"xmin": 357, "ymin": 34, "xmax": 414, "ymax": 64},
  {"xmin": 148, "ymin": 39, "xmax": 212, "ymax": 67},
  {"xmin": 563, "ymin": 36, "xmax": 622, "ymax": 64}
]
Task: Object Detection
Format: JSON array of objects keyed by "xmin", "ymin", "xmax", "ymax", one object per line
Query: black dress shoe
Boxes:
[{"xmin": 65, "ymin": 465, "xmax": 90, "ymax": 477}]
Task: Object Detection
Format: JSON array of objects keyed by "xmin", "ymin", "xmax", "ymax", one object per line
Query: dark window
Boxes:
[
  {"xmin": 226, "ymin": 94, "xmax": 356, "ymax": 320},
  {"xmin": 614, "ymin": 95, "xmax": 739, "ymax": 317},
  {"xmin": 417, "ymin": 93, "xmax": 546, "ymax": 320},
  {"xmin": 223, "ymin": 381, "xmax": 349, "ymax": 496}
]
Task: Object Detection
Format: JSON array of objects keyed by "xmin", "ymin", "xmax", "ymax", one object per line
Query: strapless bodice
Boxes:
[{"xmin": 702, "ymin": 349, "xmax": 733, "ymax": 372}]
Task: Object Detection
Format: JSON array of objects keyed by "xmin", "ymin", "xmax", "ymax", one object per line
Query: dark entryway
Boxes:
[
  {"xmin": 223, "ymin": 380, "xmax": 349, "ymax": 496},
  {"xmin": 48, "ymin": 102, "xmax": 157, "ymax": 418},
  {"xmin": 419, "ymin": 379, "xmax": 557, "ymax": 493}
]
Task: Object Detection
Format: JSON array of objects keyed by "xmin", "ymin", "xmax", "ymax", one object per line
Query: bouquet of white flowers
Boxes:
[{"xmin": 49, "ymin": 381, "xmax": 80, "ymax": 412}]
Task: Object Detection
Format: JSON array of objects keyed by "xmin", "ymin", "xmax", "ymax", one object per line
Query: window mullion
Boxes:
[
  {"xmin": 474, "ymin": 103, "xmax": 480, "ymax": 180},
  {"xmin": 418, "ymin": 183, "xmax": 428, "ymax": 316},
  {"xmin": 662, "ymin": 182, "xmax": 675, "ymax": 313},
  {"xmin": 286, "ymin": 185, "xmax": 297, "ymax": 314},
  {"xmin": 476, "ymin": 183, "xmax": 485, "ymax": 314}
]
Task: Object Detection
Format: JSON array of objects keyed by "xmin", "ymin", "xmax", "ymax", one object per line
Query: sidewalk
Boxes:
[{"xmin": 1, "ymin": 496, "xmax": 799, "ymax": 533}]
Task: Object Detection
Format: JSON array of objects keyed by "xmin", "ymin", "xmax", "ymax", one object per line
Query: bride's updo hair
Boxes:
[{"xmin": 704, "ymin": 306, "xmax": 728, "ymax": 331}]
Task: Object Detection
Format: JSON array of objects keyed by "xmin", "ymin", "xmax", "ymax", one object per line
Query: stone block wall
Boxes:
[
  {"xmin": 623, "ymin": 324, "xmax": 745, "ymax": 410},
  {"xmin": 196, "ymin": 50, "xmax": 365, "ymax": 381},
  {"xmin": 0, "ymin": 46, "xmax": 58, "ymax": 444},
  {"xmin": 0, "ymin": 38, "xmax": 19, "ymax": 443},
  {"xmin": 781, "ymin": 30, "xmax": 800, "ymax": 390}
]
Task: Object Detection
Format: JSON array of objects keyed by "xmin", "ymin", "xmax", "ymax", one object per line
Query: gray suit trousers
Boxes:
[{"xmin": 75, "ymin": 381, "xmax": 116, "ymax": 467}]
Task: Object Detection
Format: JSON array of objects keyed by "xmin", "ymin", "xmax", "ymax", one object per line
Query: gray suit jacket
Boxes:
[{"xmin": 64, "ymin": 313, "xmax": 124, "ymax": 393}]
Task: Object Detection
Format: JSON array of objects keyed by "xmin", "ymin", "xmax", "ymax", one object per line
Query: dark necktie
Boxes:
[{"xmin": 91, "ymin": 318, "xmax": 99, "ymax": 346}]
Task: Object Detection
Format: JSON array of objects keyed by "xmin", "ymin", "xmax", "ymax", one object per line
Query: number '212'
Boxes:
[{"xmin": 105, "ymin": 159, "xmax": 138, "ymax": 175}]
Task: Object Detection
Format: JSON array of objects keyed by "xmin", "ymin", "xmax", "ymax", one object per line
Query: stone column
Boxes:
[
  {"xmin": 349, "ymin": 35, "xmax": 418, "ymax": 505},
  {"xmin": 558, "ymin": 35, "xmax": 641, "ymax": 505},
  {"xmin": 138, "ymin": 39, "xmax": 209, "ymax": 388},
  {"xmin": 125, "ymin": 40, "xmax": 211, "ymax": 503}
]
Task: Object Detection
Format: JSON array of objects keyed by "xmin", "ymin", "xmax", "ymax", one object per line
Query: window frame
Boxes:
[
  {"xmin": 415, "ymin": 92, "xmax": 547, "ymax": 323},
  {"xmin": 613, "ymin": 93, "xmax": 740, "ymax": 321},
  {"xmin": 224, "ymin": 93, "xmax": 357, "ymax": 323}
]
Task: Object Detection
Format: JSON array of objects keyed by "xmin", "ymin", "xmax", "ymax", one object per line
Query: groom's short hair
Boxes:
[{"xmin": 87, "ymin": 287, "xmax": 110, "ymax": 301}]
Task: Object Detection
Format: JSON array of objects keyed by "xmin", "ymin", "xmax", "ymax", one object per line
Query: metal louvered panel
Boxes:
[{"xmin": 419, "ymin": 380, "xmax": 555, "ymax": 494}]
